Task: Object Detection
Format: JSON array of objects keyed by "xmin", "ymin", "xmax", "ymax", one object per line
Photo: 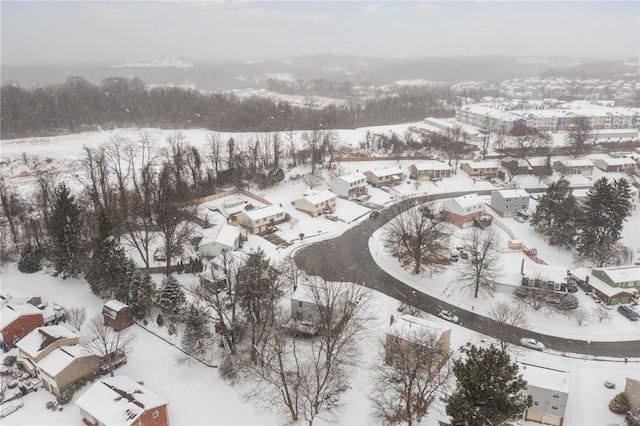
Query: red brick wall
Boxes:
[
  {"xmin": 132, "ymin": 405, "xmax": 169, "ymax": 426},
  {"xmin": 2, "ymin": 314, "xmax": 44, "ymax": 347}
]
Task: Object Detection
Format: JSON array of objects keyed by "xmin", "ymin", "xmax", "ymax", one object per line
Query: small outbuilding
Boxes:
[{"xmin": 102, "ymin": 300, "xmax": 134, "ymax": 331}]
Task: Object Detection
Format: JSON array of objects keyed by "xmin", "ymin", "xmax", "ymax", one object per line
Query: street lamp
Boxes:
[{"xmin": 585, "ymin": 340, "xmax": 591, "ymax": 362}]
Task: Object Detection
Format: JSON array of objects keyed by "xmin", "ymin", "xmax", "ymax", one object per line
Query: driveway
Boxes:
[{"xmin": 294, "ymin": 192, "xmax": 640, "ymax": 358}]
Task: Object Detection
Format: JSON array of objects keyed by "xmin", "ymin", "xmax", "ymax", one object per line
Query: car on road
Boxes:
[
  {"xmin": 369, "ymin": 210, "xmax": 380, "ymax": 219},
  {"xmin": 438, "ymin": 309, "xmax": 459, "ymax": 324},
  {"xmin": 617, "ymin": 305, "xmax": 638, "ymax": 321},
  {"xmin": 324, "ymin": 214, "xmax": 339, "ymax": 221},
  {"xmin": 0, "ymin": 399, "xmax": 24, "ymax": 419},
  {"xmin": 519, "ymin": 338, "xmax": 545, "ymax": 351},
  {"xmin": 380, "ymin": 186, "xmax": 391, "ymax": 193}
]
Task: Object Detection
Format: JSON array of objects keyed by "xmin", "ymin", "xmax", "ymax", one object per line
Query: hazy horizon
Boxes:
[{"xmin": 2, "ymin": 1, "xmax": 639, "ymax": 67}]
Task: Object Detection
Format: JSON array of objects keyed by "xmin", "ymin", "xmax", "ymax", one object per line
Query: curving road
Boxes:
[{"xmin": 294, "ymin": 192, "xmax": 640, "ymax": 359}]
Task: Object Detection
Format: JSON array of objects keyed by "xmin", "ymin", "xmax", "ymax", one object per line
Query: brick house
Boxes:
[
  {"xmin": 442, "ymin": 194, "xmax": 487, "ymax": 228},
  {"xmin": 0, "ymin": 304, "xmax": 44, "ymax": 348},
  {"xmin": 460, "ymin": 161, "xmax": 500, "ymax": 178},
  {"xmin": 236, "ymin": 204, "xmax": 288, "ymax": 234},
  {"xmin": 76, "ymin": 375, "xmax": 169, "ymax": 426},
  {"xmin": 385, "ymin": 314, "xmax": 451, "ymax": 375},
  {"xmin": 15, "ymin": 325, "xmax": 79, "ymax": 375},
  {"xmin": 330, "ymin": 173, "xmax": 367, "ymax": 200},
  {"xmin": 490, "ymin": 189, "xmax": 530, "ymax": 218},
  {"xmin": 293, "ymin": 190, "xmax": 337, "ymax": 217},
  {"xmin": 409, "ymin": 162, "xmax": 452, "ymax": 181},
  {"xmin": 568, "ymin": 267, "xmax": 638, "ymax": 305},
  {"xmin": 37, "ymin": 345, "xmax": 100, "ymax": 395},
  {"xmin": 103, "ymin": 300, "xmax": 134, "ymax": 331},
  {"xmin": 363, "ymin": 167, "xmax": 405, "ymax": 187},
  {"xmin": 593, "ymin": 157, "xmax": 636, "ymax": 173},
  {"xmin": 520, "ymin": 363, "xmax": 570, "ymax": 426}
]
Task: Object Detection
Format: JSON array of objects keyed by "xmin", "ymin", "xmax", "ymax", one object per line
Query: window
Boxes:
[
  {"xmin": 552, "ymin": 391, "xmax": 560, "ymax": 398},
  {"xmin": 153, "ymin": 410, "xmax": 159, "ymax": 418},
  {"xmin": 298, "ymin": 301, "xmax": 303, "ymax": 307},
  {"xmin": 551, "ymin": 404, "xmax": 558, "ymax": 410},
  {"xmin": 533, "ymin": 400, "xmax": 539, "ymax": 406}
]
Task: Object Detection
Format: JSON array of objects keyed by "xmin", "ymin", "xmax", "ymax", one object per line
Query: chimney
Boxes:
[{"xmin": 390, "ymin": 315, "xmax": 395, "ymax": 326}]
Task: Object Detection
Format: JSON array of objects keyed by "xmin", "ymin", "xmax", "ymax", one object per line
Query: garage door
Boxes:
[{"xmin": 541, "ymin": 413, "xmax": 562, "ymax": 426}]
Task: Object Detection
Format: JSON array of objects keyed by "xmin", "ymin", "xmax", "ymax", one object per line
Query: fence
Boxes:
[{"xmin": 189, "ymin": 187, "xmax": 272, "ymax": 207}]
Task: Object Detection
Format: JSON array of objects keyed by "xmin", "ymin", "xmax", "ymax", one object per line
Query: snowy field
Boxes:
[{"xmin": 1, "ymin": 124, "xmax": 639, "ymax": 425}]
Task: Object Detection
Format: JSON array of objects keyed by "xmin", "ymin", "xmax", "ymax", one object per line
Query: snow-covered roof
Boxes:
[
  {"xmin": 597, "ymin": 157, "xmax": 636, "ymax": 166},
  {"xmin": 527, "ymin": 157, "xmax": 549, "ymax": 167},
  {"xmin": 239, "ymin": 204, "xmax": 285, "ymax": 221},
  {"xmin": 570, "ymin": 268, "xmax": 636, "ymax": 297},
  {"xmin": 303, "ymin": 190, "xmax": 336, "ymax": 204},
  {"xmin": 496, "ymin": 189, "xmax": 529, "ymax": 198},
  {"xmin": 596, "ymin": 266, "xmax": 640, "ymax": 284},
  {"xmin": 76, "ymin": 375, "xmax": 167, "ymax": 425},
  {"xmin": 365, "ymin": 167, "xmax": 404, "ymax": 178},
  {"xmin": 0, "ymin": 304, "xmax": 43, "ymax": 330},
  {"xmin": 334, "ymin": 172, "xmax": 366, "ymax": 184},
  {"xmin": 523, "ymin": 263, "xmax": 568, "ymax": 283},
  {"xmin": 412, "ymin": 162, "xmax": 451, "ymax": 171},
  {"xmin": 557, "ymin": 159, "xmax": 594, "ymax": 167},
  {"xmin": 451, "ymin": 194, "xmax": 485, "ymax": 209},
  {"xmin": 519, "ymin": 362, "xmax": 570, "ymax": 393},
  {"xmin": 0, "ymin": 289, "xmax": 33, "ymax": 307},
  {"xmin": 199, "ymin": 223, "xmax": 241, "ymax": 249},
  {"xmin": 387, "ymin": 314, "xmax": 449, "ymax": 345},
  {"xmin": 463, "ymin": 161, "xmax": 499, "ymax": 169},
  {"xmin": 104, "ymin": 300, "xmax": 129, "ymax": 312},
  {"xmin": 37, "ymin": 345, "xmax": 92, "ymax": 377},
  {"xmin": 15, "ymin": 325, "xmax": 78, "ymax": 358}
]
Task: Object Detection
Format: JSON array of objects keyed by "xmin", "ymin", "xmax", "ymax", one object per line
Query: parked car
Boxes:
[
  {"xmin": 514, "ymin": 215, "xmax": 526, "ymax": 223},
  {"xmin": 0, "ymin": 399, "xmax": 23, "ymax": 419},
  {"xmin": 438, "ymin": 309, "xmax": 459, "ymax": 324},
  {"xmin": 605, "ymin": 380, "xmax": 616, "ymax": 389},
  {"xmin": 369, "ymin": 210, "xmax": 380, "ymax": 219},
  {"xmin": 324, "ymin": 214, "xmax": 339, "ymax": 221},
  {"xmin": 380, "ymin": 186, "xmax": 391, "ymax": 192},
  {"xmin": 450, "ymin": 249, "xmax": 459, "ymax": 262},
  {"xmin": 459, "ymin": 250, "xmax": 469, "ymax": 260},
  {"xmin": 519, "ymin": 338, "xmax": 545, "ymax": 351},
  {"xmin": 617, "ymin": 305, "xmax": 638, "ymax": 321}
]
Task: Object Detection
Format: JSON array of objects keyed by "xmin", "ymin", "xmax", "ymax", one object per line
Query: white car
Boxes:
[
  {"xmin": 438, "ymin": 310, "xmax": 459, "ymax": 324},
  {"xmin": 514, "ymin": 216, "xmax": 526, "ymax": 223},
  {"xmin": 0, "ymin": 399, "xmax": 24, "ymax": 419},
  {"xmin": 520, "ymin": 338, "xmax": 545, "ymax": 351}
]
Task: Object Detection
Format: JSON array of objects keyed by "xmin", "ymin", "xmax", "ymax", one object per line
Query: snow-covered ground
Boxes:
[{"xmin": 1, "ymin": 125, "xmax": 639, "ymax": 425}]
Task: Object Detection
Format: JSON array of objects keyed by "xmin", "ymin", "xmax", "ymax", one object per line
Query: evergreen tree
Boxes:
[
  {"xmin": 181, "ymin": 303, "xmax": 212, "ymax": 355},
  {"xmin": 130, "ymin": 267, "xmax": 156, "ymax": 320},
  {"xmin": 18, "ymin": 243, "xmax": 44, "ymax": 273},
  {"xmin": 85, "ymin": 212, "xmax": 128, "ymax": 297},
  {"xmin": 531, "ymin": 178, "xmax": 580, "ymax": 248},
  {"xmin": 444, "ymin": 344, "xmax": 531, "ymax": 426},
  {"xmin": 578, "ymin": 177, "xmax": 632, "ymax": 265},
  {"xmin": 48, "ymin": 183, "xmax": 84, "ymax": 278},
  {"xmin": 157, "ymin": 274, "xmax": 186, "ymax": 317}
]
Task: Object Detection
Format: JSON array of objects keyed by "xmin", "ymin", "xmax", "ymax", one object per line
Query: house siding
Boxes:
[
  {"xmin": 135, "ymin": 405, "xmax": 170, "ymax": 426},
  {"xmin": 523, "ymin": 385, "xmax": 568, "ymax": 426},
  {"xmin": 41, "ymin": 355, "xmax": 100, "ymax": 395},
  {"xmin": 2, "ymin": 313, "xmax": 44, "ymax": 347}
]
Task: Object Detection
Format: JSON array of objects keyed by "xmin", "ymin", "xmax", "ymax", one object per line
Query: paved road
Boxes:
[{"xmin": 294, "ymin": 192, "xmax": 640, "ymax": 359}]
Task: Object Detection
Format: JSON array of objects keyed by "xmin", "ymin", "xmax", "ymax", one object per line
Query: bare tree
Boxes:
[
  {"xmin": 283, "ymin": 130, "xmax": 297, "ymax": 167},
  {"xmin": 566, "ymin": 116, "xmax": 592, "ymax": 157},
  {"xmin": 514, "ymin": 287, "xmax": 551, "ymax": 311},
  {"xmin": 322, "ymin": 130, "xmax": 342, "ymax": 171},
  {"xmin": 370, "ymin": 329, "xmax": 452, "ymax": 426},
  {"xmin": 206, "ymin": 133, "xmax": 224, "ymax": 178},
  {"xmin": 243, "ymin": 279, "xmax": 373, "ymax": 425},
  {"xmin": 444, "ymin": 126, "xmax": 470, "ymax": 174},
  {"xmin": 302, "ymin": 169, "xmax": 324, "ymax": 190},
  {"xmin": 488, "ymin": 301, "xmax": 529, "ymax": 351},
  {"xmin": 594, "ymin": 306, "xmax": 612, "ymax": 323},
  {"xmin": 82, "ymin": 315, "xmax": 135, "ymax": 377},
  {"xmin": 383, "ymin": 203, "xmax": 450, "ymax": 276},
  {"xmin": 66, "ymin": 306, "xmax": 87, "ymax": 331},
  {"xmin": 508, "ymin": 127, "xmax": 551, "ymax": 160},
  {"xmin": 0, "ymin": 176, "xmax": 27, "ymax": 249},
  {"xmin": 301, "ymin": 129, "xmax": 325, "ymax": 174},
  {"xmin": 571, "ymin": 306, "xmax": 591, "ymax": 326},
  {"xmin": 457, "ymin": 227, "xmax": 502, "ymax": 299},
  {"xmin": 77, "ymin": 145, "xmax": 111, "ymax": 214}
]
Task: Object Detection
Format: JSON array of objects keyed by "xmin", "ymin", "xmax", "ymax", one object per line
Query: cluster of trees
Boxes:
[
  {"xmin": 1, "ymin": 77, "xmax": 455, "ymax": 139},
  {"xmin": 532, "ymin": 176, "xmax": 633, "ymax": 266}
]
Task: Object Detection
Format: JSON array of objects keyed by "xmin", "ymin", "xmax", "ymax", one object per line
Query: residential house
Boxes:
[
  {"xmin": 197, "ymin": 223, "xmax": 241, "ymax": 257},
  {"xmin": 625, "ymin": 377, "xmax": 640, "ymax": 418},
  {"xmin": 330, "ymin": 173, "xmax": 367, "ymax": 200},
  {"xmin": 593, "ymin": 157, "xmax": 636, "ymax": 173},
  {"xmin": 103, "ymin": 300, "xmax": 134, "ymax": 331},
  {"xmin": 527, "ymin": 157, "xmax": 552, "ymax": 177},
  {"xmin": 0, "ymin": 304, "xmax": 44, "ymax": 348},
  {"xmin": 552, "ymin": 159, "xmax": 594, "ymax": 176},
  {"xmin": 0, "ymin": 289, "xmax": 40, "ymax": 308},
  {"xmin": 442, "ymin": 194, "xmax": 487, "ymax": 228},
  {"xmin": 460, "ymin": 161, "xmax": 500, "ymax": 178},
  {"xmin": 293, "ymin": 190, "xmax": 337, "ymax": 217},
  {"xmin": 568, "ymin": 267, "xmax": 638, "ymax": 305},
  {"xmin": 520, "ymin": 264, "xmax": 570, "ymax": 293},
  {"xmin": 385, "ymin": 314, "xmax": 451, "ymax": 375},
  {"xmin": 591, "ymin": 266, "xmax": 640, "ymax": 291},
  {"xmin": 409, "ymin": 162, "xmax": 452, "ymax": 181},
  {"xmin": 501, "ymin": 158, "xmax": 532, "ymax": 175},
  {"xmin": 363, "ymin": 167, "xmax": 405, "ymax": 187},
  {"xmin": 15, "ymin": 325, "xmax": 79, "ymax": 376},
  {"xmin": 490, "ymin": 189, "xmax": 530, "ymax": 218},
  {"xmin": 289, "ymin": 284, "xmax": 347, "ymax": 335},
  {"xmin": 76, "ymin": 375, "xmax": 169, "ymax": 426},
  {"xmin": 236, "ymin": 204, "xmax": 288, "ymax": 234},
  {"xmin": 520, "ymin": 363, "xmax": 570, "ymax": 426},
  {"xmin": 37, "ymin": 345, "xmax": 100, "ymax": 395}
]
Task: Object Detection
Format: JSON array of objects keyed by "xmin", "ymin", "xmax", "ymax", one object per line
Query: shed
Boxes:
[{"xmin": 102, "ymin": 300, "xmax": 134, "ymax": 331}]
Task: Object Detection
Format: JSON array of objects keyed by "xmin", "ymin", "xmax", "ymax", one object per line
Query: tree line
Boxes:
[{"xmin": 0, "ymin": 76, "xmax": 455, "ymax": 139}]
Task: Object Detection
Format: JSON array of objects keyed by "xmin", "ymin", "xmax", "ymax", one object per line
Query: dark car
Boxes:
[
  {"xmin": 369, "ymin": 210, "xmax": 380, "ymax": 219},
  {"xmin": 617, "ymin": 305, "xmax": 638, "ymax": 321}
]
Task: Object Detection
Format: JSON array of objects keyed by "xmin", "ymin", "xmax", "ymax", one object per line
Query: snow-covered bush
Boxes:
[{"xmin": 609, "ymin": 392, "xmax": 630, "ymax": 414}]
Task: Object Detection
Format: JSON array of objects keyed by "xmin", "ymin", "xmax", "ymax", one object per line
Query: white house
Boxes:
[
  {"xmin": 490, "ymin": 189, "xmax": 530, "ymax": 218},
  {"xmin": 330, "ymin": 173, "xmax": 367, "ymax": 200},
  {"xmin": 442, "ymin": 194, "xmax": 487, "ymax": 228},
  {"xmin": 197, "ymin": 223, "xmax": 242, "ymax": 257},
  {"xmin": 293, "ymin": 190, "xmax": 337, "ymax": 217},
  {"xmin": 363, "ymin": 167, "xmax": 405, "ymax": 187},
  {"xmin": 461, "ymin": 161, "xmax": 500, "ymax": 178},
  {"xmin": 520, "ymin": 362, "xmax": 570, "ymax": 426},
  {"xmin": 409, "ymin": 162, "xmax": 452, "ymax": 181},
  {"xmin": 236, "ymin": 205, "xmax": 287, "ymax": 234}
]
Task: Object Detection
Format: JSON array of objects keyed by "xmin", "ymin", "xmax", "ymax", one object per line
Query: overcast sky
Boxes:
[{"xmin": 2, "ymin": 1, "xmax": 638, "ymax": 66}]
